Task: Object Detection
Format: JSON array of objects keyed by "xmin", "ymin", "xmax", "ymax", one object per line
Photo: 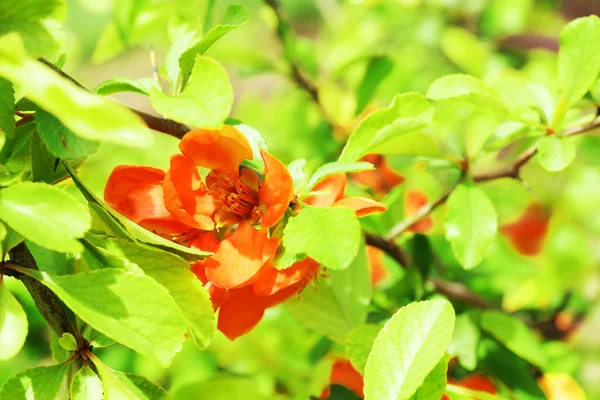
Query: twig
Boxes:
[{"xmin": 38, "ymin": 58, "xmax": 190, "ymax": 139}]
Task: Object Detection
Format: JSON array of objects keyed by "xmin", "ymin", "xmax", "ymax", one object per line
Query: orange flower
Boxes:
[
  {"xmin": 304, "ymin": 173, "xmax": 387, "ymax": 217},
  {"xmin": 500, "ymin": 203, "xmax": 550, "ymax": 256},
  {"xmin": 405, "ymin": 190, "xmax": 433, "ymax": 233},
  {"xmin": 320, "ymin": 358, "xmax": 364, "ymax": 398},
  {"xmin": 366, "ymin": 245, "xmax": 388, "ymax": 286},
  {"xmin": 351, "ymin": 154, "xmax": 405, "ymax": 197}
]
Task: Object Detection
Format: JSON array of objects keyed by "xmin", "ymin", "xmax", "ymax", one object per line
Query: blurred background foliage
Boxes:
[{"xmin": 3, "ymin": 0, "xmax": 600, "ymax": 398}]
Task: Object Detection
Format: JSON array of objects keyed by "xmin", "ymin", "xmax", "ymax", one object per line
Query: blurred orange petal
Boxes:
[
  {"xmin": 366, "ymin": 245, "xmax": 388, "ymax": 286},
  {"xmin": 217, "ymin": 286, "xmax": 267, "ymax": 340},
  {"xmin": 501, "ymin": 203, "xmax": 550, "ymax": 256},
  {"xmin": 405, "ymin": 190, "xmax": 433, "ymax": 233},
  {"xmin": 179, "ymin": 126, "xmax": 253, "ymax": 176},
  {"xmin": 258, "ymin": 149, "xmax": 294, "ymax": 228},
  {"xmin": 327, "ymin": 359, "xmax": 364, "ymax": 398},
  {"xmin": 334, "ymin": 197, "xmax": 387, "ymax": 217},
  {"xmin": 304, "ymin": 173, "xmax": 346, "ymax": 207},
  {"xmin": 205, "ymin": 222, "xmax": 281, "ymax": 289}
]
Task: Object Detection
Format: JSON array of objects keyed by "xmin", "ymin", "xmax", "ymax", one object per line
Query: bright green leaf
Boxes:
[
  {"xmin": 286, "ymin": 242, "xmax": 371, "ymax": 344},
  {"xmin": 368, "ymin": 131, "xmax": 442, "ymax": 158},
  {"xmin": 363, "ymin": 300, "xmax": 455, "ymax": 400},
  {"xmin": 151, "ymin": 55, "xmax": 232, "ymax": 129},
  {"xmin": 171, "ymin": 376, "xmax": 267, "ymax": 400},
  {"xmin": 19, "ymin": 268, "xmax": 187, "ymax": 366},
  {"xmin": 0, "ymin": 33, "xmax": 153, "ymax": 148},
  {"xmin": 179, "ymin": 4, "xmax": 251, "ymax": 86},
  {"xmin": 84, "ymin": 234, "xmax": 215, "ymax": 350},
  {"xmin": 340, "ymin": 93, "xmax": 434, "ymax": 162},
  {"xmin": 558, "ymin": 16, "xmax": 600, "ymax": 106},
  {"xmin": 480, "ymin": 310, "xmax": 547, "ymax": 369},
  {"xmin": 58, "ymin": 332, "xmax": 77, "ymax": 351},
  {"xmin": 427, "ymin": 74, "xmax": 513, "ymax": 117},
  {"xmin": 283, "ymin": 206, "xmax": 361, "ymax": 270},
  {"xmin": 537, "ymin": 135, "xmax": 576, "ymax": 172},
  {"xmin": 441, "ymin": 27, "xmax": 490, "ymax": 77},
  {"xmin": 448, "ymin": 312, "xmax": 480, "ymax": 371},
  {"xmin": 35, "ymin": 108, "xmax": 99, "ymax": 159},
  {"xmin": 0, "ymin": 0, "xmax": 65, "ymax": 59},
  {"xmin": 93, "ymin": 357, "xmax": 167, "ymax": 400},
  {"xmin": 26, "ymin": 240, "xmax": 74, "ymax": 275},
  {"xmin": 345, "ymin": 324, "xmax": 380, "ymax": 374},
  {"xmin": 408, "ymin": 354, "xmax": 449, "ymax": 400},
  {"xmin": 0, "ymin": 284, "xmax": 28, "ymax": 360},
  {"xmin": 70, "ymin": 365, "xmax": 103, "ymax": 400},
  {"xmin": 30, "ymin": 130, "xmax": 84, "ymax": 184},
  {"xmin": 355, "ymin": 56, "xmax": 394, "ymax": 115},
  {"xmin": 0, "ymin": 78, "xmax": 14, "ymax": 139},
  {"xmin": 94, "ymin": 77, "xmax": 160, "ymax": 97},
  {"xmin": 0, "ymin": 182, "xmax": 91, "ymax": 253},
  {"xmin": 306, "ymin": 161, "xmax": 374, "ymax": 192},
  {"xmin": 444, "ymin": 184, "xmax": 498, "ymax": 269},
  {"xmin": 0, "ymin": 363, "xmax": 69, "ymax": 400}
]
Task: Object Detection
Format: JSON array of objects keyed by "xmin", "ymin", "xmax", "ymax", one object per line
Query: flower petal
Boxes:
[
  {"xmin": 327, "ymin": 359, "xmax": 364, "ymax": 398},
  {"xmin": 191, "ymin": 260, "xmax": 227, "ymax": 310},
  {"xmin": 190, "ymin": 231, "xmax": 220, "ymax": 253},
  {"xmin": 303, "ymin": 173, "xmax": 347, "ymax": 207},
  {"xmin": 258, "ymin": 149, "xmax": 294, "ymax": 228},
  {"xmin": 252, "ymin": 257, "xmax": 319, "ymax": 296},
  {"xmin": 105, "ymin": 165, "xmax": 165, "ymax": 210},
  {"xmin": 217, "ymin": 286, "xmax": 268, "ymax": 340},
  {"xmin": 366, "ymin": 245, "xmax": 388, "ymax": 287},
  {"xmin": 334, "ymin": 197, "xmax": 387, "ymax": 217},
  {"xmin": 351, "ymin": 154, "xmax": 405, "ymax": 195},
  {"xmin": 205, "ymin": 221, "xmax": 281, "ymax": 289},
  {"xmin": 179, "ymin": 125, "xmax": 253, "ymax": 176},
  {"xmin": 163, "ymin": 154, "xmax": 216, "ymax": 230},
  {"xmin": 501, "ymin": 203, "xmax": 550, "ymax": 256},
  {"xmin": 405, "ymin": 190, "xmax": 433, "ymax": 233}
]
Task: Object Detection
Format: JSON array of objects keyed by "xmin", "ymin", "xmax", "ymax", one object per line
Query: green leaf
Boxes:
[
  {"xmin": 179, "ymin": 4, "xmax": 251, "ymax": 86},
  {"xmin": 367, "ymin": 131, "xmax": 442, "ymax": 158},
  {"xmin": 49, "ymin": 332, "xmax": 71, "ymax": 363},
  {"xmin": 558, "ymin": 16, "xmax": 600, "ymax": 106},
  {"xmin": 480, "ymin": 310, "xmax": 547, "ymax": 369},
  {"xmin": 0, "ymin": 363, "xmax": 69, "ymax": 400},
  {"xmin": 444, "ymin": 184, "xmax": 498, "ymax": 269},
  {"xmin": 19, "ymin": 268, "xmax": 187, "ymax": 366},
  {"xmin": 35, "ymin": 108, "xmax": 99, "ymax": 159},
  {"xmin": 0, "ymin": 33, "xmax": 153, "ymax": 148},
  {"xmin": 537, "ymin": 135, "xmax": 576, "ymax": 172},
  {"xmin": 94, "ymin": 77, "xmax": 160, "ymax": 97},
  {"xmin": 408, "ymin": 354, "xmax": 449, "ymax": 400},
  {"xmin": 0, "ymin": 182, "xmax": 91, "ymax": 253},
  {"xmin": 441, "ymin": 27, "xmax": 490, "ymax": 77},
  {"xmin": 448, "ymin": 312, "xmax": 479, "ymax": 371},
  {"xmin": 84, "ymin": 234, "xmax": 215, "ymax": 350},
  {"xmin": 283, "ymin": 206, "xmax": 361, "ymax": 271},
  {"xmin": 66, "ymin": 164, "xmax": 210, "ymax": 260},
  {"xmin": 30, "ymin": 130, "xmax": 84, "ymax": 184},
  {"xmin": 26, "ymin": 240, "xmax": 74, "ymax": 275},
  {"xmin": 58, "ymin": 332, "xmax": 77, "ymax": 351},
  {"xmin": 427, "ymin": 74, "xmax": 513, "ymax": 117},
  {"xmin": 151, "ymin": 55, "xmax": 232, "ymax": 129},
  {"xmin": 305, "ymin": 161, "xmax": 374, "ymax": 192},
  {"xmin": 355, "ymin": 56, "xmax": 394, "ymax": 115},
  {"xmin": 0, "ymin": 284, "xmax": 28, "ymax": 360},
  {"xmin": 93, "ymin": 357, "xmax": 167, "ymax": 400},
  {"xmin": 0, "ymin": 77, "xmax": 14, "ymax": 139},
  {"xmin": 345, "ymin": 324, "xmax": 380, "ymax": 374},
  {"xmin": 171, "ymin": 376, "xmax": 267, "ymax": 400},
  {"xmin": 0, "ymin": 0, "xmax": 65, "ymax": 59},
  {"xmin": 363, "ymin": 300, "xmax": 455, "ymax": 400},
  {"xmin": 286, "ymin": 242, "xmax": 371, "ymax": 344},
  {"xmin": 70, "ymin": 365, "xmax": 103, "ymax": 400},
  {"xmin": 340, "ymin": 93, "xmax": 434, "ymax": 162}
]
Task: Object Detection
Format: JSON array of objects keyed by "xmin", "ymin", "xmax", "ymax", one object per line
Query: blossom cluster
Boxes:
[{"xmin": 104, "ymin": 125, "xmax": 387, "ymax": 340}]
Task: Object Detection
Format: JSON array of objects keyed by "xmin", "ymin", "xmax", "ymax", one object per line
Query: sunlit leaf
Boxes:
[{"xmin": 0, "ymin": 284, "xmax": 28, "ymax": 360}]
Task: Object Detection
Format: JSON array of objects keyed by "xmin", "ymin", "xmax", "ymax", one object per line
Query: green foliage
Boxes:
[
  {"xmin": 0, "ymin": 363, "xmax": 69, "ymax": 400},
  {"xmin": 283, "ymin": 206, "xmax": 361, "ymax": 271},
  {"xmin": 286, "ymin": 242, "xmax": 371, "ymax": 344},
  {"xmin": 448, "ymin": 312, "xmax": 479, "ymax": 371},
  {"xmin": 70, "ymin": 365, "xmax": 103, "ymax": 400},
  {"xmin": 355, "ymin": 56, "xmax": 394, "ymax": 115},
  {"xmin": 171, "ymin": 376, "xmax": 267, "ymax": 400},
  {"xmin": 0, "ymin": 284, "xmax": 27, "ymax": 360},
  {"xmin": 94, "ymin": 359, "xmax": 168, "ymax": 400},
  {"xmin": 0, "ymin": 182, "xmax": 90, "ymax": 253},
  {"xmin": 0, "ymin": 78, "xmax": 14, "ymax": 139},
  {"xmin": 363, "ymin": 300, "xmax": 455, "ymax": 400},
  {"xmin": 408, "ymin": 354, "xmax": 449, "ymax": 400},
  {"xmin": 35, "ymin": 108, "xmax": 99, "ymax": 159},
  {"xmin": 345, "ymin": 324, "xmax": 380, "ymax": 374},
  {"xmin": 340, "ymin": 93, "xmax": 434, "ymax": 162},
  {"xmin": 305, "ymin": 161, "xmax": 374, "ymax": 192},
  {"xmin": 94, "ymin": 77, "xmax": 160, "ymax": 97},
  {"xmin": 537, "ymin": 135, "xmax": 576, "ymax": 172},
  {"xmin": 444, "ymin": 184, "xmax": 498, "ymax": 269},
  {"xmin": 151, "ymin": 56, "xmax": 233, "ymax": 128},
  {"xmin": 57, "ymin": 333, "xmax": 77, "ymax": 351}
]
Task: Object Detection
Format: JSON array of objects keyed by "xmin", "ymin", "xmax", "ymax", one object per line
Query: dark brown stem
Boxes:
[
  {"xmin": 5, "ymin": 243, "xmax": 77, "ymax": 337},
  {"xmin": 38, "ymin": 58, "xmax": 190, "ymax": 138}
]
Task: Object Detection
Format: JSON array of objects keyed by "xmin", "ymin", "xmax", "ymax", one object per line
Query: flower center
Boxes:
[{"xmin": 209, "ymin": 172, "xmax": 260, "ymax": 220}]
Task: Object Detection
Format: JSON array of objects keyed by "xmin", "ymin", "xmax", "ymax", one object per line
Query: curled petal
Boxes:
[
  {"xmin": 205, "ymin": 222, "xmax": 280, "ymax": 289},
  {"xmin": 163, "ymin": 154, "xmax": 216, "ymax": 230},
  {"xmin": 252, "ymin": 258, "xmax": 319, "ymax": 296},
  {"xmin": 334, "ymin": 197, "xmax": 387, "ymax": 217},
  {"xmin": 217, "ymin": 286, "xmax": 267, "ymax": 340},
  {"xmin": 303, "ymin": 173, "xmax": 346, "ymax": 207},
  {"xmin": 179, "ymin": 126, "xmax": 253, "ymax": 176},
  {"xmin": 258, "ymin": 149, "xmax": 294, "ymax": 228}
]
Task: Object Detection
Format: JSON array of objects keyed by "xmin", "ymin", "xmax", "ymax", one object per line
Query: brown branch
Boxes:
[
  {"xmin": 38, "ymin": 58, "xmax": 190, "ymax": 138},
  {"xmin": 365, "ymin": 232, "xmax": 410, "ymax": 267}
]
